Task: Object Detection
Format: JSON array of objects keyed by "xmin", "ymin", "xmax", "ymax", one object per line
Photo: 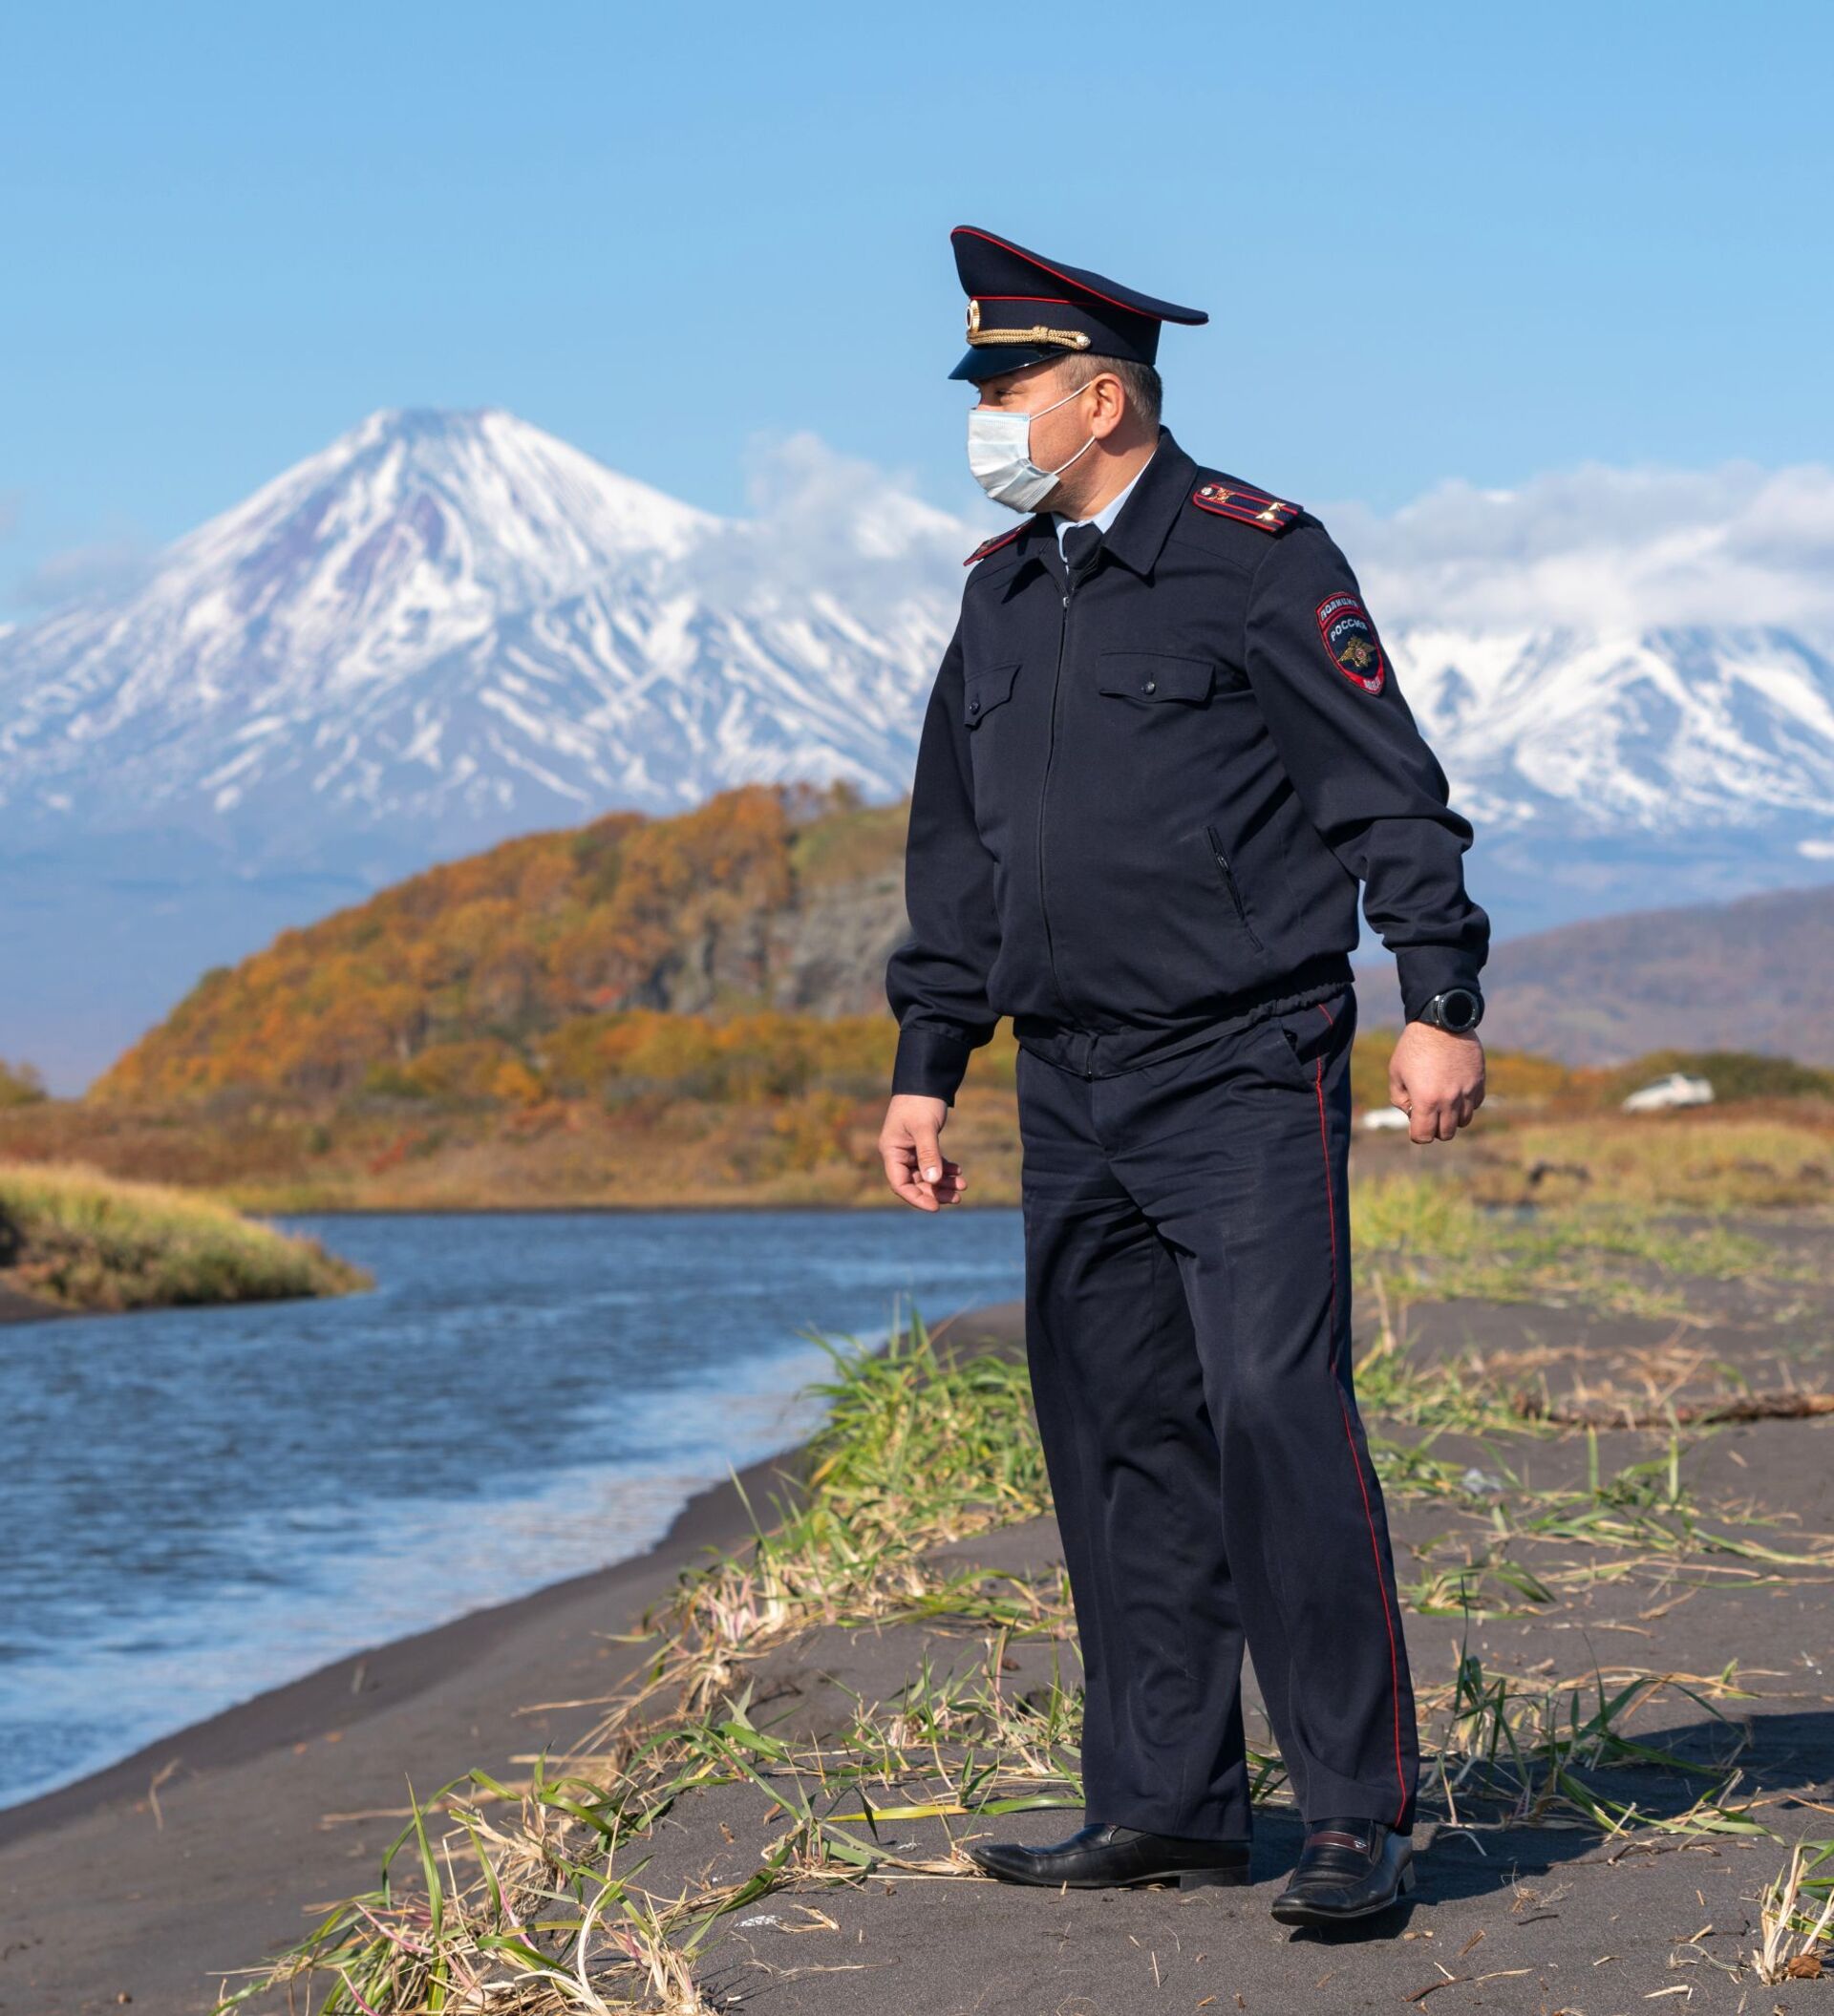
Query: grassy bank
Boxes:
[{"xmin": 0, "ymin": 1159, "xmax": 372, "ymax": 1314}]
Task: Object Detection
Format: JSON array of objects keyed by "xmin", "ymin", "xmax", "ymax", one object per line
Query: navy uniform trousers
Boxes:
[{"xmin": 1015, "ymin": 979, "xmax": 1418, "ymax": 1840}]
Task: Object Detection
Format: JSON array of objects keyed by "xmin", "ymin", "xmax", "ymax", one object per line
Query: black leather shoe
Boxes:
[
  {"xmin": 1269, "ymin": 1818, "xmax": 1415, "ymax": 1926},
  {"xmin": 966, "ymin": 1820, "xmax": 1251, "ymax": 1891}
]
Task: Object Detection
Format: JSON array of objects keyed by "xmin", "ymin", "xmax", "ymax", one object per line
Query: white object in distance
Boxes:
[{"xmin": 1621, "ymin": 1072, "xmax": 1715, "ymax": 1114}]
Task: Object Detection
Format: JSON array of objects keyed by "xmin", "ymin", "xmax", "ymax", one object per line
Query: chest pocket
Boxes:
[
  {"xmin": 964, "ymin": 659, "xmax": 1020, "ymax": 727},
  {"xmin": 1095, "ymin": 651, "xmax": 1216, "ymax": 705}
]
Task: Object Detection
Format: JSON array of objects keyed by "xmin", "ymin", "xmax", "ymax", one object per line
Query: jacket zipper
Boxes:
[
  {"xmin": 1205, "ymin": 823, "xmax": 1267, "ymax": 951},
  {"xmin": 1037, "ymin": 565, "xmax": 1091, "ymax": 1040}
]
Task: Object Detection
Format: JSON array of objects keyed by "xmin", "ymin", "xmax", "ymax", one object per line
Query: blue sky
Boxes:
[{"xmin": 3, "ymin": 1, "xmax": 1829, "ymax": 621}]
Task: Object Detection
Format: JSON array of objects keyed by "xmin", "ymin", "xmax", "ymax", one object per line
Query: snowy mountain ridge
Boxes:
[
  {"xmin": 3, "ymin": 407, "xmax": 1832, "ymax": 1090},
  {"xmin": 3, "ymin": 408, "xmax": 1832, "ymax": 872},
  {"xmin": 1397, "ymin": 622, "xmax": 1834, "ymax": 843}
]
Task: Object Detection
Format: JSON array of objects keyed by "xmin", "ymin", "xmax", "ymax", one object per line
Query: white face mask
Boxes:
[{"xmin": 966, "ymin": 380, "xmax": 1098, "ymax": 513}]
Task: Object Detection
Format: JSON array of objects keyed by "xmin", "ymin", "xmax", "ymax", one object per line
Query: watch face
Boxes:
[{"xmin": 1439, "ymin": 988, "xmax": 1481, "ymax": 1032}]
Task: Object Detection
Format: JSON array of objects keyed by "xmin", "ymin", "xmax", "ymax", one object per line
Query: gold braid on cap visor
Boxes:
[{"xmin": 965, "ymin": 298, "xmax": 1093, "ymax": 350}]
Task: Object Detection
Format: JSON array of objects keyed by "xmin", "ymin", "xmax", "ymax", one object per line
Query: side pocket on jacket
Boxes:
[{"xmin": 1204, "ymin": 823, "xmax": 1268, "ymax": 953}]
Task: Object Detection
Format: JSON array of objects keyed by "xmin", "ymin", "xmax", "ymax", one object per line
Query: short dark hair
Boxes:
[{"xmin": 1069, "ymin": 351, "xmax": 1162, "ymax": 428}]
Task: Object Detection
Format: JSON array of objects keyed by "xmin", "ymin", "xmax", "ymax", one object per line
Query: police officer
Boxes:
[{"xmin": 879, "ymin": 226, "xmax": 1490, "ymax": 1927}]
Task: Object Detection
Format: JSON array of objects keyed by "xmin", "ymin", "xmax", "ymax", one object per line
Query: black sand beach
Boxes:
[{"xmin": 6, "ymin": 1236, "xmax": 1834, "ymax": 2014}]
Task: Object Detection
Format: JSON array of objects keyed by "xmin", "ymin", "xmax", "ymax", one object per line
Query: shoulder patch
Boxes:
[
  {"xmin": 1189, "ymin": 480, "xmax": 1301, "ymax": 535},
  {"xmin": 963, "ymin": 524, "xmax": 1025, "ymax": 568},
  {"xmin": 1315, "ymin": 592, "xmax": 1387, "ymax": 693}
]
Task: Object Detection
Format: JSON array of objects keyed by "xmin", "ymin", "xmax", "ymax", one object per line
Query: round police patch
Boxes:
[{"xmin": 1314, "ymin": 592, "xmax": 1387, "ymax": 693}]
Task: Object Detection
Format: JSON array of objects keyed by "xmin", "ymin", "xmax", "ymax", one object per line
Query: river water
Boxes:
[{"xmin": 0, "ymin": 1206, "xmax": 1024, "ymax": 1810}]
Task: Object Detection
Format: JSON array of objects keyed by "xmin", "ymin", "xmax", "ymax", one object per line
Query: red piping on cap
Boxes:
[{"xmin": 951, "ymin": 226, "xmax": 1155, "ymax": 319}]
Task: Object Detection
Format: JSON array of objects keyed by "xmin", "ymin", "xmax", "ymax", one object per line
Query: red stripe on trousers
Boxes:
[{"xmin": 1314, "ymin": 1054, "xmax": 1408, "ymax": 1829}]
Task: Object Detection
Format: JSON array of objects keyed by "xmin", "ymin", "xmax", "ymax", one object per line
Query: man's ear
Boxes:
[{"xmin": 1088, "ymin": 371, "xmax": 1127, "ymax": 438}]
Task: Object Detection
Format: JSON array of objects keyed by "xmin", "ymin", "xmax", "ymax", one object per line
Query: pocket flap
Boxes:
[
  {"xmin": 964, "ymin": 660, "xmax": 1020, "ymax": 725},
  {"xmin": 1096, "ymin": 651, "xmax": 1215, "ymax": 703}
]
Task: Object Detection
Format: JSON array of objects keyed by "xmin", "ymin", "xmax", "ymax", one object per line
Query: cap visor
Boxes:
[{"xmin": 947, "ymin": 343, "xmax": 1058, "ymax": 383}]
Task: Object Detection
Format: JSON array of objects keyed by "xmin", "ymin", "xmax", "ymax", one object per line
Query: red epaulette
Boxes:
[
  {"xmin": 1189, "ymin": 479, "xmax": 1301, "ymax": 534},
  {"xmin": 963, "ymin": 524, "xmax": 1025, "ymax": 567}
]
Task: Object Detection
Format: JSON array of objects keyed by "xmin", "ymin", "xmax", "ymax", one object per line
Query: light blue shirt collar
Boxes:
[{"xmin": 1052, "ymin": 447, "xmax": 1157, "ymax": 555}]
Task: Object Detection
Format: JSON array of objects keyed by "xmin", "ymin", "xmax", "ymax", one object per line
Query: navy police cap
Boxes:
[{"xmin": 948, "ymin": 224, "xmax": 1208, "ymax": 383}]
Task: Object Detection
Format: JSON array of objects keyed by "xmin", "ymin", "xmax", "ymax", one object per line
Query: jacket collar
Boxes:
[
  {"xmin": 980, "ymin": 426, "xmax": 1194, "ymax": 584},
  {"xmin": 1098, "ymin": 426, "xmax": 1196, "ymax": 578},
  {"xmin": 1009, "ymin": 507, "xmax": 1059, "ymax": 572}
]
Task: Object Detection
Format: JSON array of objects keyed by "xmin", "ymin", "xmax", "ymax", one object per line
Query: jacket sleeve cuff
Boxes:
[
  {"xmin": 1396, "ymin": 947, "xmax": 1486, "ymax": 1026},
  {"xmin": 890, "ymin": 1024, "xmax": 975, "ymax": 1106}
]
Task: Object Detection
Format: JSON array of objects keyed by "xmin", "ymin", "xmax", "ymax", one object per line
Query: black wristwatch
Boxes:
[{"xmin": 1417, "ymin": 986, "xmax": 1483, "ymax": 1034}]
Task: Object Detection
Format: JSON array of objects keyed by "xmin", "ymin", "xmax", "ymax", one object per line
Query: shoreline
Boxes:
[
  {"xmin": 0, "ymin": 1431, "xmax": 810, "ymax": 1848},
  {"xmin": 0, "ymin": 1281, "xmax": 72, "ymax": 1324},
  {"xmin": 0, "ymin": 1294, "xmax": 1022, "ymax": 1852},
  {"xmin": 0, "ymin": 1295, "xmax": 1026, "ymax": 2016}
]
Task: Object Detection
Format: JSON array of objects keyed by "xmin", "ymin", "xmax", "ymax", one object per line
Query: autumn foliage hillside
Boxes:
[
  {"xmin": 28, "ymin": 776, "xmax": 1830, "ymax": 1216},
  {"xmin": 94, "ymin": 781, "xmax": 911, "ymax": 1106}
]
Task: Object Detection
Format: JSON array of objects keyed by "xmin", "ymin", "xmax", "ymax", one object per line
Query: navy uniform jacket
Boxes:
[{"xmin": 885, "ymin": 426, "xmax": 1490, "ymax": 1104}]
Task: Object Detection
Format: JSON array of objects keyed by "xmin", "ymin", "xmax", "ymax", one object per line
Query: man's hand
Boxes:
[
  {"xmin": 879, "ymin": 1093, "xmax": 968, "ymax": 1210},
  {"xmin": 1389, "ymin": 1023, "xmax": 1485, "ymax": 1144}
]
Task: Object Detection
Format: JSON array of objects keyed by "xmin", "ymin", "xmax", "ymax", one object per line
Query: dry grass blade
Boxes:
[
  {"xmin": 1518, "ymin": 1391, "xmax": 1834, "ymax": 1428},
  {"xmin": 1753, "ymin": 1839, "xmax": 1834, "ymax": 1984}
]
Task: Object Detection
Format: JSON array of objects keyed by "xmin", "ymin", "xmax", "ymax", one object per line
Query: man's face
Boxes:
[{"xmin": 973, "ymin": 357, "xmax": 1100, "ymax": 475}]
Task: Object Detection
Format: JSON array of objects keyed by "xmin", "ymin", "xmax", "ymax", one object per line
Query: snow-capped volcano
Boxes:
[{"xmin": 0, "ymin": 408, "xmax": 960, "ymax": 860}]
